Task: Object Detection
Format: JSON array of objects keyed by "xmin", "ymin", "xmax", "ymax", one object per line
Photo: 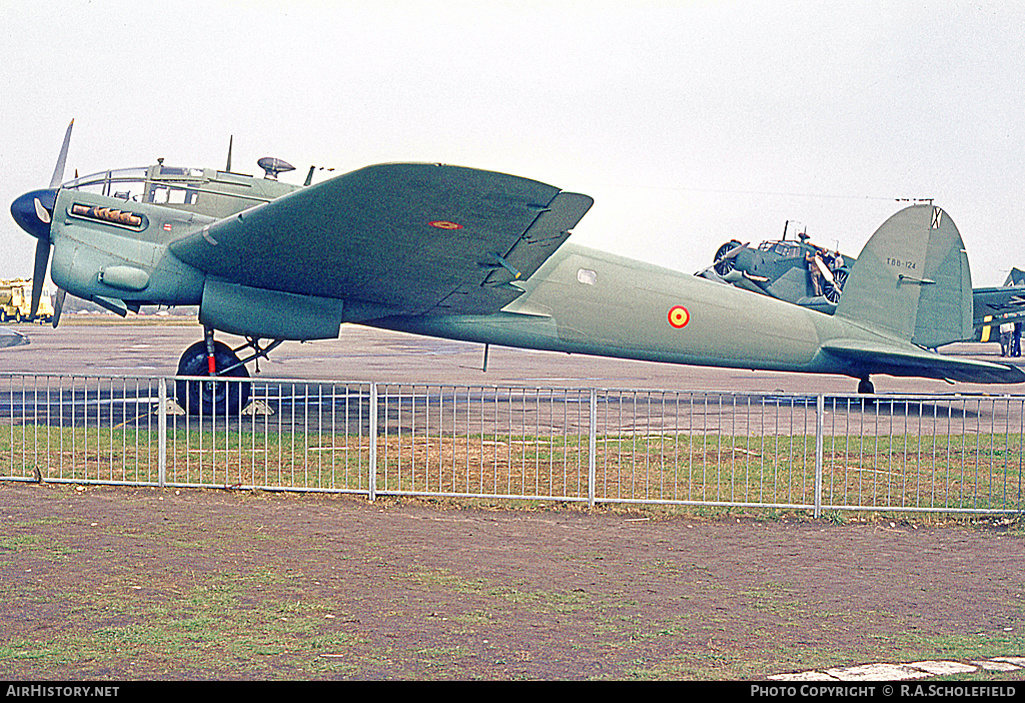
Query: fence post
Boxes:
[
  {"xmin": 588, "ymin": 388, "xmax": 597, "ymax": 508},
  {"xmin": 814, "ymin": 393, "xmax": 824, "ymax": 518},
  {"xmin": 158, "ymin": 379, "xmax": 167, "ymax": 488},
  {"xmin": 369, "ymin": 382, "xmax": 378, "ymax": 501}
]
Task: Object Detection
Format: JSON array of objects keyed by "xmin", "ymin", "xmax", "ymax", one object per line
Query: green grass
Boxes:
[
  {"xmin": 0, "ymin": 533, "xmax": 80, "ymax": 560},
  {"xmin": 0, "ymin": 424, "xmax": 1022, "ymax": 514}
]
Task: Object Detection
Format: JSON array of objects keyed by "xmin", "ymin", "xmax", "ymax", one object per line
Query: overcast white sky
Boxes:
[{"xmin": 2, "ymin": 0, "xmax": 1024, "ymax": 285}]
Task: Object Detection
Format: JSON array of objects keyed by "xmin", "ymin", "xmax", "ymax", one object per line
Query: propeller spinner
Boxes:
[{"xmin": 10, "ymin": 119, "xmax": 73, "ymax": 324}]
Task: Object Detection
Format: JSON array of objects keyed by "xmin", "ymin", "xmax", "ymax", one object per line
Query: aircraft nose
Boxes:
[{"xmin": 11, "ymin": 188, "xmax": 57, "ymax": 242}]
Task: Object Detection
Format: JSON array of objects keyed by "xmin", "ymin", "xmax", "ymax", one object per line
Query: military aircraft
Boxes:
[
  {"xmin": 10, "ymin": 121, "xmax": 1025, "ymax": 413},
  {"xmin": 704, "ymin": 221, "xmax": 1025, "ymax": 344},
  {"xmin": 972, "ymin": 268, "xmax": 1025, "ymax": 350},
  {"xmin": 702, "ymin": 224, "xmax": 854, "ymax": 313}
]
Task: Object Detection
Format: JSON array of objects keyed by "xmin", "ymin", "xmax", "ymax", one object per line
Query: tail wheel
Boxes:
[
  {"xmin": 175, "ymin": 340, "xmax": 251, "ymax": 415},
  {"xmin": 713, "ymin": 240, "xmax": 742, "ymax": 277}
]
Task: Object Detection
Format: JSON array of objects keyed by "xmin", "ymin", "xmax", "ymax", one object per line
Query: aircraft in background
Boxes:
[
  {"xmin": 700, "ymin": 223, "xmax": 855, "ymax": 314},
  {"xmin": 10, "ymin": 121, "xmax": 1024, "ymax": 413},
  {"xmin": 704, "ymin": 223, "xmax": 1025, "ymax": 348},
  {"xmin": 973, "ymin": 267, "xmax": 1025, "ymax": 352}
]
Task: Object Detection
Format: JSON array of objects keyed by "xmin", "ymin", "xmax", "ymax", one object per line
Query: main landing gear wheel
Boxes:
[
  {"xmin": 857, "ymin": 377, "xmax": 874, "ymax": 395},
  {"xmin": 175, "ymin": 340, "xmax": 251, "ymax": 415}
]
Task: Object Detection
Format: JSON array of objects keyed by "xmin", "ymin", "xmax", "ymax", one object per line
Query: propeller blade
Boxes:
[
  {"xmin": 52, "ymin": 289, "xmax": 66, "ymax": 329},
  {"xmin": 813, "ymin": 254, "xmax": 835, "ymax": 285},
  {"xmin": 714, "ymin": 242, "xmax": 749, "ymax": 265},
  {"xmin": 48, "ymin": 119, "xmax": 74, "ymax": 189},
  {"xmin": 30, "ymin": 239, "xmax": 50, "ymax": 318}
]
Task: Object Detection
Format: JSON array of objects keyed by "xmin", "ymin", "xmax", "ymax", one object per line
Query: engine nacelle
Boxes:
[{"xmin": 199, "ymin": 278, "xmax": 344, "ymax": 341}]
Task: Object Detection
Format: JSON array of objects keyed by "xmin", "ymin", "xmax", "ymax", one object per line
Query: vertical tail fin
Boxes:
[{"xmin": 834, "ymin": 204, "xmax": 971, "ymax": 347}]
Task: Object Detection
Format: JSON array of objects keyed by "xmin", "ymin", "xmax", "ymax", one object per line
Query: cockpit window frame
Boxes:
[{"xmin": 62, "ymin": 166, "xmax": 204, "ymax": 206}]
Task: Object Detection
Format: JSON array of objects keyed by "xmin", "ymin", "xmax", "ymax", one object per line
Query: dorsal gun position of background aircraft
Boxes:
[{"xmin": 11, "ymin": 121, "xmax": 1024, "ymax": 413}]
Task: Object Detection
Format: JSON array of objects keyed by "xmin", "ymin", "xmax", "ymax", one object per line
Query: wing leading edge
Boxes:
[{"xmin": 169, "ymin": 163, "xmax": 593, "ymax": 318}]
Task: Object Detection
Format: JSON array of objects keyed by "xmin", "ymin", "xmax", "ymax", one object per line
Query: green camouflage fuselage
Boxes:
[{"xmin": 375, "ymin": 242, "xmax": 895, "ymax": 378}]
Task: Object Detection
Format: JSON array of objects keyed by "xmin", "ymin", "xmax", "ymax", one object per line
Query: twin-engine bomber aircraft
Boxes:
[{"xmin": 10, "ymin": 121, "xmax": 1025, "ymax": 413}]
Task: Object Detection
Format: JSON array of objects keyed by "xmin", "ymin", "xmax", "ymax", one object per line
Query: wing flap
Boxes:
[
  {"xmin": 434, "ymin": 191, "xmax": 594, "ymax": 314},
  {"xmin": 490, "ymin": 191, "xmax": 594, "ymax": 283},
  {"xmin": 822, "ymin": 339, "xmax": 1025, "ymax": 384}
]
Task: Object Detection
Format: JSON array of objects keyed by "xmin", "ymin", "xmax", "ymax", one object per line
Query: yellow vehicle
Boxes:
[{"xmin": 0, "ymin": 278, "xmax": 53, "ymax": 323}]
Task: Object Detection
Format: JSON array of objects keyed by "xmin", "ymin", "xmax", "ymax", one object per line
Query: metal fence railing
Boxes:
[{"xmin": 1, "ymin": 374, "xmax": 1022, "ymax": 516}]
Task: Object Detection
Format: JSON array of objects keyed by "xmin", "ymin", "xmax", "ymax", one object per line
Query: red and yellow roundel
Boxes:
[
  {"xmin": 668, "ymin": 305, "xmax": 690, "ymax": 329},
  {"xmin": 429, "ymin": 220, "xmax": 463, "ymax": 230}
]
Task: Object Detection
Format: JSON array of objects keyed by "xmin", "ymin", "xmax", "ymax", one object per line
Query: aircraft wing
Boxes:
[
  {"xmin": 972, "ymin": 285, "xmax": 1025, "ymax": 327},
  {"xmin": 821, "ymin": 339, "xmax": 1025, "ymax": 384},
  {"xmin": 169, "ymin": 163, "xmax": 593, "ymax": 316}
]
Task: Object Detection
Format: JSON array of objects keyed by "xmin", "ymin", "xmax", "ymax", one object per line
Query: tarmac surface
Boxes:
[{"xmin": 2, "ymin": 317, "xmax": 1023, "ymax": 396}]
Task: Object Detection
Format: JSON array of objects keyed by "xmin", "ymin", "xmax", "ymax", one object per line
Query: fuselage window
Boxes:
[
  {"xmin": 148, "ymin": 185, "xmax": 199, "ymax": 205},
  {"xmin": 577, "ymin": 268, "xmax": 597, "ymax": 285}
]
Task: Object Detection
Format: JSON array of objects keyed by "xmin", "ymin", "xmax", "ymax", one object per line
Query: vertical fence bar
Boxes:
[
  {"xmin": 588, "ymin": 388, "xmax": 596, "ymax": 508},
  {"xmin": 158, "ymin": 379, "xmax": 167, "ymax": 487},
  {"xmin": 814, "ymin": 393, "xmax": 824, "ymax": 518},
  {"xmin": 369, "ymin": 382, "xmax": 378, "ymax": 501}
]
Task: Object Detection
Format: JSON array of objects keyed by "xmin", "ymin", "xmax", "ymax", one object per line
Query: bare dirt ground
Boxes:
[{"xmin": 1, "ymin": 481, "xmax": 1022, "ymax": 681}]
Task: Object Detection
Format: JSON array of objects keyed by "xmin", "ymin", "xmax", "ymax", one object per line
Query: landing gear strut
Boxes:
[
  {"xmin": 174, "ymin": 331, "xmax": 284, "ymax": 415},
  {"xmin": 857, "ymin": 377, "xmax": 875, "ymax": 395},
  {"xmin": 176, "ymin": 338, "xmax": 250, "ymax": 415}
]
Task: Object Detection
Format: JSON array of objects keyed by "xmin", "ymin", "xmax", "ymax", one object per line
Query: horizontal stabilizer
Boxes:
[{"xmin": 822, "ymin": 339, "xmax": 1025, "ymax": 384}]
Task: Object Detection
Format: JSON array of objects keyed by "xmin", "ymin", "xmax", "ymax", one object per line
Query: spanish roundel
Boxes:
[
  {"xmin": 668, "ymin": 305, "xmax": 690, "ymax": 329},
  {"xmin": 429, "ymin": 220, "xmax": 463, "ymax": 230}
]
